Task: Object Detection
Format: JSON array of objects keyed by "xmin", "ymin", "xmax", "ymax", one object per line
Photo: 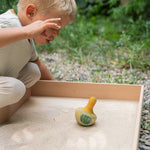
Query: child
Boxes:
[{"xmin": 0, "ymin": 0, "xmax": 77, "ymax": 107}]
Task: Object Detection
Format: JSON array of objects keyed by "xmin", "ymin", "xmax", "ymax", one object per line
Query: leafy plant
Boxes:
[
  {"xmin": 36, "ymin": 12, "xmax": 150, "ymax": 70},
  {"xmin": 75, "ymin": 0, "xmax": 120, "ymax": 16},
  {"xmin": 0, "ymin": 0, "xmax": 18, "ymax": 14},
  {"xmin": 141, "ymin": 122, "xmax": 150, "ymax": 131},
  {"xmin": 111, "ymin": 0, "xmax": 150, "ymax": 21}
]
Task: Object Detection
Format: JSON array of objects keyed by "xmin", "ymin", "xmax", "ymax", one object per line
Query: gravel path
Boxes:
[{"xmin": 39, "ymin": 52, "xmax": 150, "ymax": 150}]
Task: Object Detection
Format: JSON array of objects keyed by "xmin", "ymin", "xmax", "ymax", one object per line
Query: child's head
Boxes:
[
  {"xmin": 17, "ymin": 0, "xmax": 77, "ymax": 24},
  {"xmin": 17, "ymin": 0, "xmax": 77, "ymax": 45}
]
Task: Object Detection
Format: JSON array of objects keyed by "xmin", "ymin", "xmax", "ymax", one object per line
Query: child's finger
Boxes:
[
  {"xmin": 44, "ymin": 23, "xmax": 61, "ymax": 30},
  {"xmin": 44, "ymin": 18, "xmax": 61, "ymax": 23},
  {"xmin": 44, "ymin": 18, "xmax": 62, "ymax": 26}
]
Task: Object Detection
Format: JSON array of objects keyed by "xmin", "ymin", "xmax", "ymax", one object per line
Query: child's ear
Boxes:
[{"xmin": 26, "ymin": 4, "xmax": 37, "ymax": 19}]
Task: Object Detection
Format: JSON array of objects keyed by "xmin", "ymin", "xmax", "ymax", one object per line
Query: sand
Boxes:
[{"xmin": 0, "ymin": 96, "xmax": 138, "ymax": 150}]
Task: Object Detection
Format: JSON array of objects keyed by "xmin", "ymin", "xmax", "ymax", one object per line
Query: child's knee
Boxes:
[
  {"xmin": 25, "ymin": 63, "xmax": 41, "ymax": 88},
  {"xmin": 10, "ymin": 78, "xmax": 26, "ymax": 100},
  {"xmin": 18, "ymin": 62, "xmax": 41, "ymax": 88},
  {"xmin": 0, "ymin": 78, "xmax": 26, "ymax": 108},
  {"xmin": 30, "ymin": 63, "xmax": 41, "ymax": 81}
]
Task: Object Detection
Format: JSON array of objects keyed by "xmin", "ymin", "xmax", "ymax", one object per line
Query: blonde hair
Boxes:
[{"xmin": 17, "ymin": 0, "xmax": 77, "ymax": 23}]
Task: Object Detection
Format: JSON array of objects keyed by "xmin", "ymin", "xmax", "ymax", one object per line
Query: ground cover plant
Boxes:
[
  {"xmin": 35, "ymin": 0, "xmax": 150, "ymax": 85},
  {"xmin": 36, "ymin": 9, "xmax": 150, "ymax": 71}
]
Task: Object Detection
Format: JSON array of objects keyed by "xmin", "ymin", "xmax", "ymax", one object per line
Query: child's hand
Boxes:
[
  {"xmin": 41, "ymin": 28, "xmax": 59, "ymax": 41},
  {"xmin": 23, "ymin": 18, "xmax": 61, "ymax": 39}
]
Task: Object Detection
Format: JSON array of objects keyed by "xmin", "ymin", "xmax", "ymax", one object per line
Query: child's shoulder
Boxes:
[
  {"xmin": 0, "ymin": 10, "xmax": 17, "ymax": 19},
  {"xmin": 0, "ymin": 10, "xmax": 21, "ymax": 28}
]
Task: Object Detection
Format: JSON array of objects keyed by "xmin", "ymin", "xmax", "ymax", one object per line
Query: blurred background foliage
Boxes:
[
  {"xmin": 0, "ymin": 0, "xmax": 150, "ymax": 70},
  {"xmin": 76, "ymin": 0, "xmax": 150, "ymax": 21},
  {"xmin": 0, "ymin": 0, "xmax": 18, "ymax": 13}
]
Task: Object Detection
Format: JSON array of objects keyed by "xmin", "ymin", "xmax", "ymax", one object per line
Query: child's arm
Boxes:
[
  {"xmin": 33, "ymin": 57, "xmax": 55, "ymax": 80},
  {"xmin": 0, "ymin": 18, "xmax": 61, "ymax": 48}
]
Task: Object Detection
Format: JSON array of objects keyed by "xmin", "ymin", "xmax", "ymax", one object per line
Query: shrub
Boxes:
[
  {"xmin": 111, "ymin": 0, "xmax": 150, "ymax": 21},
  {"xmin": 75, "ymin": 0, "xmax": 120, "ymax": 16},
  {"xmin": 0, "ymin": 0, "xmax": 18, "ymax": 14}
]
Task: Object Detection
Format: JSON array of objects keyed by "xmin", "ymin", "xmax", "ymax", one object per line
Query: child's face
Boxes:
[
  {"xmin": 32, "ymin": 10, "xmax": 70, "ymax": 45},
  {"xmin": 34, "ymin": 28, "xmax": 59, "ymax": 45}
]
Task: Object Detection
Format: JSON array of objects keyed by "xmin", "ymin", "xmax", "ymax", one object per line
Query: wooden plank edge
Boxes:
[
  {"xmin": 0, "ymin": 88, "xmax": 31, "ymax": 124},
  {"xmin": 132, "ymin": 85, "xmax": 144, "ymax": 150},
  {"xmin": 31, "ymin": 80, "xmax": 142, "ymax": 101}
]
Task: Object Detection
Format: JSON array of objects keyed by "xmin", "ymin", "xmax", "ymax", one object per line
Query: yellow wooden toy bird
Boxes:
[{"xmin": 75, "ymin": 97, "xmax": 97, "ymax": 126}]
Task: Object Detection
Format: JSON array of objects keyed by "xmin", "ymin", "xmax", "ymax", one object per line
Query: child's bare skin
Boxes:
[
  {"xmin": 0, "ymin": 7, "xmax": 62, "ymax": 48},
  {"xmin": 0, "ymin": 18, "xmax": 61, "ymax": 47},
  {"xmin": 0, "ymin": 0, "xmax": 77, "ymax": 108}
]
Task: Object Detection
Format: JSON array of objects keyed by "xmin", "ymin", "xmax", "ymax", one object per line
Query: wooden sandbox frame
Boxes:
[{"xmin": 0, "ymin": 80, "xmax": 144, "ymax": 150}]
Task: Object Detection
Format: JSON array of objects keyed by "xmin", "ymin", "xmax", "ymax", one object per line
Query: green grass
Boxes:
[
  {"xmin": 141, "ymin": 122, "xmax": 150, "ymax": 131},
  {"xmin": 36, "ymin": 14, "xmax": 150, "ymax": 72},
  {"xmin": 90, "ymin": 68, "xmax": 145, "ymax": 84}
]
